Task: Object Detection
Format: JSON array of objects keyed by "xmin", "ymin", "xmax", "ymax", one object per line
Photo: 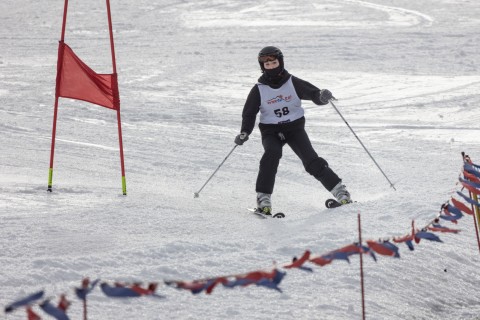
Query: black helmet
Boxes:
[
  {"xmin": 258, "ymin": 46, "xmax": 283, "ymax": 61},
  {"xmin": 258, "ymin": 46, "xmax": 284, "ymax": 72}
]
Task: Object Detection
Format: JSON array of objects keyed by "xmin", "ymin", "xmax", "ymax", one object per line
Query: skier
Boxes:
[{"xmin": 235, "ymin": 46, "xmax": 351, "ymax": 215}]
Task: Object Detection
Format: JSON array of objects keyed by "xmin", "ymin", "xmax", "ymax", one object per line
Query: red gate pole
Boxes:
[
  {"xmin": 462, "ymin": 152, "xmax": 480, "ymax": 252},
  {"xmin": 48, "ymin": 0, "xmax": 69, "ymax": 192},
  {"xmin": 358, "ymin": 213, "xmax": 366, "ymax": 320},
  {"xmin": 467, "ymin": 191, "xmax": 480, "ymax": 253},
  {"xmin": 106, "ymin": 0, "xmax": 127, "ymax": 195},
  {"xmin": 83, "ymin": 298, "xmax": 87, "ymax": 320}
]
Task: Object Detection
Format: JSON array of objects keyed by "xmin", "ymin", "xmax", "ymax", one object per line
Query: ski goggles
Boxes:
[{"xmin": 258, "ymin": 55, "xmax": 278, "ymax": 63}]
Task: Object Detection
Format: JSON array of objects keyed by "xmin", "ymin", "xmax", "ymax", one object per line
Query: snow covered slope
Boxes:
[{"xmin": 1, "ymin": 0, "xmax": 480, "ymax": 319}]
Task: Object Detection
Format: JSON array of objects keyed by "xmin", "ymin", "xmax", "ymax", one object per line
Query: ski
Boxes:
[
  {"xmin": 247, "ymin": 208, "xmax": 285, "ymax": 219},
  {"xmin": 325, "ymin": 198, "xmax": 352, "ymax": 209}
]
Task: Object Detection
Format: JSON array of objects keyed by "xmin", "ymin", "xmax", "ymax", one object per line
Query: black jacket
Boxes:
[{"xmin": 240, "ymin": 70, "xmax": 328, "ymax": 134}]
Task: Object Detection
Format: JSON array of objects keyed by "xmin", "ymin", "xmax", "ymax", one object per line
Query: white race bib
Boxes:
[{"xmin": 258, "ymin": 77, "xmax": 303, "ymax": 124}]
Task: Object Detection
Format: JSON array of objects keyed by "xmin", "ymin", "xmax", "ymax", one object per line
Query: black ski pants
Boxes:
[{"xmin": 256, "ymin": 117, "xmax": 341, "ymax": 194}]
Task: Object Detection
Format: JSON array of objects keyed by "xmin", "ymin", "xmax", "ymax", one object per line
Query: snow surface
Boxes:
[{"xmin": 1, "ymin": 0, "xmax": 480, "ymax": 319}]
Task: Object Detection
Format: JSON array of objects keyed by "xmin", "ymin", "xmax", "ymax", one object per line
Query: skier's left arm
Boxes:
[{"xmin": 291, "ymin": 76, "xmax": 334, "ymax": 105}]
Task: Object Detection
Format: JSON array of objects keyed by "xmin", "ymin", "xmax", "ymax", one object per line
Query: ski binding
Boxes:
[
  {"xmin": 325, "ymin": 198, "xmax": 355, "ymax": 208},
  {"xmin": 248, "ymin": 208, "xmax": 285, "ymax": 219},
  {"xmin": 325, "ymin": 198, "xmax": 343, "ymax": 209}
]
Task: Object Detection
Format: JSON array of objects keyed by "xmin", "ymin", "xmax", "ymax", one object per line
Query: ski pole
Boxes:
[
  {"xmin": 330, "ymin": 99, "xmax": 396, "ymax": 190},
  {"xmin": 194, "ymin": 145, "xmax": 238, "ymax": 198}
]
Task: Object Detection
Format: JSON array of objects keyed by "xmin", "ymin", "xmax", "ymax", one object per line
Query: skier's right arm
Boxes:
[
  {"xmin": 235, "ymin": 86, "xmax": 260, "ymax": 145},
  {"xmin": 240, "ymin": 85, "xmax": 260, "ymax": 127}
]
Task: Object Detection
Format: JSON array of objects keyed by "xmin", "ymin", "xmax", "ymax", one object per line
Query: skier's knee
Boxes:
[
  {"xmin": 305, "ymin": 157, "xmax": 328, "ymax": 176},
  {"xmin": 264, "ymin": 147, "xmax": 283, "ymax": 161}
]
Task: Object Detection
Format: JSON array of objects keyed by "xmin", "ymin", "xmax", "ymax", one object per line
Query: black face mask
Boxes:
[{"xmin": 264, "ymin": 65, "xmax": 283, "ymax": 77}]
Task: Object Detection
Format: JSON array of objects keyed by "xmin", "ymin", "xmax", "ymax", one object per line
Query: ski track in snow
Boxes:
[
  {"xmin": 1, "ymin": 0, "xmax": 480, "ymax": 319},
  {"xmin": 183, "ymin": 0, "xmax": 434, "ymax": 28},
  {"xmin": 331, "ymin": 0, "xmax": 434, "ymax": 27}
]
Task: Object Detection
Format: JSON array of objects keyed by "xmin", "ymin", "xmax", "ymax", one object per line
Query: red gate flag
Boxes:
[{"xmin": 56, "ymin": 41, "xmax": 120, "ymax": 110}]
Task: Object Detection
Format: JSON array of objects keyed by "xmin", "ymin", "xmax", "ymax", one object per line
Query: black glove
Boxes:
[
  {"xmin": 319, "ymin": 89, "xmax": 334, "ymax": 104},
  {"xmin": 234, "ymin": 132, "xmax": 249, "ymax": 145}
]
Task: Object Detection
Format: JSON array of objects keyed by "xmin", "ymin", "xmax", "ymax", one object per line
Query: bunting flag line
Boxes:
[
  {"xmin": 165, "ymin": 268, "xmax": 287, "ymax": 295},
  {"xmin": 5, "ymin": 154, "xmax": 480, "ymax": 319}
]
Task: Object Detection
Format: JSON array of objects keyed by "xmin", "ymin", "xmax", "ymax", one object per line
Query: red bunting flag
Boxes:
[
  {"xmin": 284, "ymin": 250, "xmax": 311, "ymax": 269},
  {"xmin": 451, "ymin": 198, "xmax": 473, "ymax": 215},
  {"xmin": 57, "ymin": 294, "xmax": 70, "ymax": 311},
  {"xmin": 460, "ymin": 181, "xmax": 480, "ymax": 196},
  {"xmin": 309, "ymin": 255, "xmax": 334, "ymax": 266},
  {"xmin": 366, "ymin": 240, "xmax": 400, "ymax": 257},
  {"xmin": 427, "ymin": 224, "xmax": 460, "ymax": 233},
  {"xmin": 27, "ymin": 307, "xmax": 41, "ymax": 320},
  {"xmin": 463, "ymin": 170, "xmax": 480, "ymax": 183},
  {"xmin": 130, "ymin": 283, "xmax": 159, "ymax": 296}
]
